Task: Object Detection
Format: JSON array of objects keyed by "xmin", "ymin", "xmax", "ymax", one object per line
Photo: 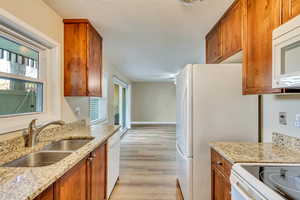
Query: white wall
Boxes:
[
  {"xmin": 131, "ymin": 82, "xmax": 176, "ymax": 123},
  {"xmin": 262, "ymin": 94, "xmax": 300, "ymax": 142}
]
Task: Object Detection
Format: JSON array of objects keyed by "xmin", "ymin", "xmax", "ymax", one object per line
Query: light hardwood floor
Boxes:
[{"xmin": 109, "ymin": 126, "xmax": 181, "ymax": 200}]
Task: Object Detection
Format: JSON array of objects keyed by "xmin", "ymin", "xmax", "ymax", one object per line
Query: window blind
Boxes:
[{"xmin": 89, "ymin": 73, "xmax": 108, "ymax": 123}]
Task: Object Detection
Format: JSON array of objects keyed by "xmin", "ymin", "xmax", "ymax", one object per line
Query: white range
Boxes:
[{"xmin": 231, "ymin": 163, "xmax": 300, "ymax": 200}]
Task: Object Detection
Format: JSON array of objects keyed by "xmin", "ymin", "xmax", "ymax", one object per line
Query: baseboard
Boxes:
[
  {"xmin": 131, "ymin": 121, "xmax": 176, "ymax": 125},
  {"xmin": 131, "ymin": 122, "xmax": 176, "ymax": 128}
]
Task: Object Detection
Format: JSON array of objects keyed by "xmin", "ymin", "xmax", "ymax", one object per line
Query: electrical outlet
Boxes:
[
  {"xmin": 279, "ymin": 112, "xmax": 287, "ymax": 125},
  {"xmin": 295, "ymin": 121, "xmax": 300, "ymax": 128},
  {"xmin": 75, "ymin": 107, "xmax": 81, "ymax": 116},
  {"xmin": 295, "ymin": 114, "xmax": 300, "ymax": 128}
]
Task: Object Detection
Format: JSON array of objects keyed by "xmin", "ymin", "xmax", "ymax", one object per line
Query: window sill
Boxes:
[
  {"xmin": 0, "ymin": 113, "xmax": 60, "ymax": 135},
  {"xmin": 90, "ymin": 118, "xmax": 108, "ymax": 126}
]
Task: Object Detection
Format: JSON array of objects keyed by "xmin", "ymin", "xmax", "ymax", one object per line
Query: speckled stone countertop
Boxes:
[
  {"xmin": 0, "ymin": 124, "xmax": 120, "ymax": 200},
  {"xmin": 209, "ymin": 142, "xmax": 300, "ymax": 164}
]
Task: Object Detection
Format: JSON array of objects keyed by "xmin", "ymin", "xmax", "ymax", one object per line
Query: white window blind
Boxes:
[{"xmin": 89, "ymin": 73, "xmax": 108, "ymax": 123}]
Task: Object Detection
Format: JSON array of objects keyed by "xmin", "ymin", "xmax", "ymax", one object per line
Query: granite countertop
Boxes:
[
  {"xmin": 209, "ymin": 142, "xmax": 300, "ymax": 164},
  {"xmin": 0, "ymin": 124, "xmax": 120, "ymax": 200}
]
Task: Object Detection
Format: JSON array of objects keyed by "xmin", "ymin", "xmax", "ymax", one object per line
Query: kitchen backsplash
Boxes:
[{"xmin": 273, "ymin": 132, "xmax": 300, "ymax": 151}]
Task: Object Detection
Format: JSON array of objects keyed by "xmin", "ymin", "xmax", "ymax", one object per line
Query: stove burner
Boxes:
[
  {"xmin": 243, "ymin": 165, "xmax": 300, "ymax": 200},
  {"xmin": 260, "ymin": 171, "xmax": 300, "ymax": 193}
]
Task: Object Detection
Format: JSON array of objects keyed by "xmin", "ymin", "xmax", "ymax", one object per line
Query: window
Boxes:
[
  {"xmin": 0, "ymin": 31, "xmax": 45, "ymax": 116},
  {"xmin": 89, "ymin": 73, "xmax": 108, "ymax": 123}
]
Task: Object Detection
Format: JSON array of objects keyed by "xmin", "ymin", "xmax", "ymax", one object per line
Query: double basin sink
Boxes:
[{"xmin": 2, "ymin": 138, "xmax": 94, "ymax": 167}]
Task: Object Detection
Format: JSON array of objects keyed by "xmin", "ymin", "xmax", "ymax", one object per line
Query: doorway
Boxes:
[{"xmin": 113, "ymin": 77, "xmax": 130, "ymax": 133}]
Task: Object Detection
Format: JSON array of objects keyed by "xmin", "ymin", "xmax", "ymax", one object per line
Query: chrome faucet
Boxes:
[{"xmin": 25, "ymin": 119, "xmax": 65, "ymax": 147}]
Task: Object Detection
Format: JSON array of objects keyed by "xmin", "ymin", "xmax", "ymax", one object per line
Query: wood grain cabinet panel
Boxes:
[
  {"xmin": 54, "ymin": 158, "xmax": 88, "ymax": 200},
  {"xmin": 89, "ymin": 144, "xmax": 107, "ymax": 200},
  {"xmin": 283, "ymin": 0, "xmax": 300, "ymax": 23},
  {"xmin": 34, "ymin": 185, "xmax": 54, "ymax": 200},
  {"xmin": 211, "ymin": 167, "xmax": 227, "ymax": 200},
  {"xmin": 211, "ymin": 149, "xmax": 232, "ymax": 200},
  {"xmin": 205, "ymin": 0, "xmax": 242, "ymax": 64},
  {"xmin": 206, "ymin": 23, "xmax": 222, "ymax": 64},
  {"xmin": 221, "ymin": 0, "xmax": 242, "ymax": 59},
  {"xmin": 242, "ymin": 0, "xmax": 282, "ymax": 94},
  {"xmin": 64, "ymin": 19, "xmax": 102, "ymax": 97}
]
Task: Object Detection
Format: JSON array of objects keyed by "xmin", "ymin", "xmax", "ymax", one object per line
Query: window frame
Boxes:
[
  {"xmin": 0, "ymin": 25, "xmax": 47, "ymax": 118},
  {"xmin": 0, "ymin": 8, "xmax": 61, "ymax": 134}
]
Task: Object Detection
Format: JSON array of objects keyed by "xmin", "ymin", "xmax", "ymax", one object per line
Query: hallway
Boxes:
[{"xmin": 109, "ymin": 126, "xmax": 177, "ymax": 200}]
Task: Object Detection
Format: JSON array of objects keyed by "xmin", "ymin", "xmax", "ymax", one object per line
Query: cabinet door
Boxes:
[
  {"xmin": 54, "ymin": 159, "xmax": 87, "ymax": 200},
  {"xmin": 224, "ymin": 180, "xmax": 231, "ymax": 200},
  {"xmin": 221, "ymin": 0, "xmax": 242, "ymax": 59},
  {"xmin": 35, "ymin": 185, "xmax": 53, "ymax": 200},
  {"xmin": 242, "ymin": 0, "xmax": 281, "ymax": 94},
  {"xmin": 64, "ymin": 22, "xmax": 88, "ymax": 96},
  {"xmin": 90, "ymin": 144, "xmax": 107, "ymax": 200},
  {"xmin": 206, "ymin": 23, "xmax": 222, "ymax": 64},
  {"xmin": 211, "ymin": 167, "xmax": 227, "ymax": 200},
  {"xmin": 283, "ymin": 0, "xmax": 300, "ymax": 23},
  {"xmin": 87, "ymin": 25, "xmax": 102, "ymax": 97}
]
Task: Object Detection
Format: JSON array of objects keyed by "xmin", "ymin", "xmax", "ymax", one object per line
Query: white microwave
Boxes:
[{"xmin": 273, "ymin": 15, "xmax": 300, "ymax": 88}]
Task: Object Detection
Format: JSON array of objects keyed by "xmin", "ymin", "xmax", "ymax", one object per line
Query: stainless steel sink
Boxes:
[
  {"xmin": 42, "ymin": 138, "xmax": 93, "ymax": 151},
  {"xmin": 2, "ymin": 152, "xmax": 71, "ymax": 167}
]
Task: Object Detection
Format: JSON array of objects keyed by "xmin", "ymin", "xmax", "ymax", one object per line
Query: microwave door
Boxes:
[{"xmin": 273, "ymin": 33, "xmax": 300, "ymax": 88}]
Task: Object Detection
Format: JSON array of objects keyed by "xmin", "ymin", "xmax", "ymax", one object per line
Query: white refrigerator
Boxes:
[{"xmin": 176, "ymin": 64, "xmax": 258, "ymax": 200}]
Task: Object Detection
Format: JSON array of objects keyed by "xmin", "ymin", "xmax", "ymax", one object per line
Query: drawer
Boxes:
[{"xmin": 211, "ymin": 149, "xmax": 232, "ymax": 177}]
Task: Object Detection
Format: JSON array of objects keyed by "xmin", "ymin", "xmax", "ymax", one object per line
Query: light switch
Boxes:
[{"xmin": 75, "ymin": 107, "xmax": 81, "ymax": 116}]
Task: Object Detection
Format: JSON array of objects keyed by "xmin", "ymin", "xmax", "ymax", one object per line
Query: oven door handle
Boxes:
[{"xmin": 232, "ymin": 183, "xmax": 254, "ymax": 200}]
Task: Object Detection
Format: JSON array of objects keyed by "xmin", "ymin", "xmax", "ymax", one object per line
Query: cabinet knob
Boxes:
[
  {"xmin": 216, "ymin": 161, "xmax": 223, "ymax": 166},
  {"xmin": 88, "ymin": 157, "xmax": 93, "ymax": 162}
]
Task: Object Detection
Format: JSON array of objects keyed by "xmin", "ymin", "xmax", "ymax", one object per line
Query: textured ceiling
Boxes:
[{"xmin": 43, "ymin": 0, "xmax": 234, "ymax": 81}]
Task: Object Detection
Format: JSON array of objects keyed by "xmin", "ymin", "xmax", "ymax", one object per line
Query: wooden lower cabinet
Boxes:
[
  {"xmin": 35, "ymin": 185, "xmax": 54, "ymax": 200},
  {"xmin": 89, "ymin": 144, "xmax": 107, "ymax": 200},
  {"xmin": 54, "ymin": 158, "xmax": 88, "ymax": 200},
  {"xmin": 211, "ymin": 149, "xmax": 232, "ymax": 200},
  {"xmin": 35, "ymin": 144, "xmax": 107, "ymax": 200}
]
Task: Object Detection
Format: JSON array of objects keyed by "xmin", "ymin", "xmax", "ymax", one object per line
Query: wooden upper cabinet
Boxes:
[
  {"xmin": 64, "ymin": 19, "xmax": 102, "ymax": 97},
  {"xmin": 205, "ymin": 0, "xmax": 242, "ymax": 64},
  {"xmin": 221, "ymin": 0, "xmax": 242, "ymax": 59},
  {"xmin": 206, "ymin": 23, "xmax": 222, "ymax": 64},
  {"xmin": 54, "ymin": 158, "xmax": 88, "ymax": 200},
  {"xmin": 283, "ymin": 0, "xmax": 300, "ymax": 23},
  {"xmin": 242, "ymin": 0, "xmax": 281, "ymax": 94}
]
